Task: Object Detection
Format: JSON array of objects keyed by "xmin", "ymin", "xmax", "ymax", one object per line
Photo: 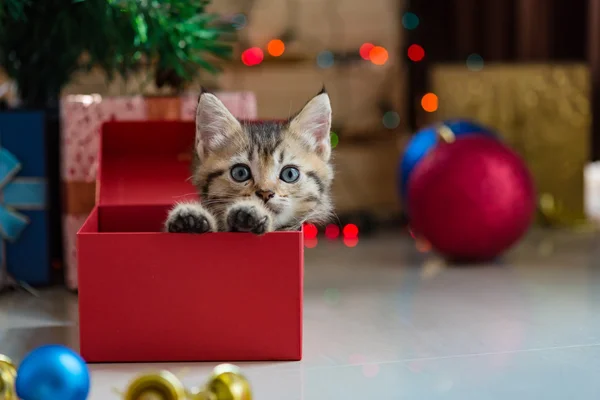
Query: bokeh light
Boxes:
[
  {"xmin": 369, "ymin": 46, "xmax": 388, "ymax": 65},
  {"xmin": 382, "ymin": 111, "xmax": 400, "ymax": 129},
  {"xmin": 241, "ymin": 47, "xmax": 264, "ymax": 66},
  {"xmin": 305, "ymin": 238, "xmax": 318, "ymax": 248},
  {"xmin": 402, "ymin": 12, "xmax": 420, "ymax": 30},
  {"xmin": 344, "ymin": 237, "xmax": 359, "ymax": 247},
  {"xmin": 343, "ymin": 223, "xmax": 359, "ymax": 239},
  {"xmin": 330, "ymin": 131, "xmax": 339, "ymax": 148},
  {"xmin": 267, "ymin": 39, "xmax": 285, "ymax": 57},
  {"xmin": 316, "ymin": 50, "xmax": 334, "ymax": 68},
  {"xmin": 466, "ymin": 53, "xmax": 484, "ymax": 71},
  {"xmin": 359, "ymin": 43, "xmax": 375, "ymax": 60},
  {"xmin": 325, "ymin": 224, "xmax": 340, "ymax": 239},
  {"xmin": 407, "ymin": 44, "xmax": 425, "ymax": 62},
  {"xmin": 421, "ymin": 93, "xmax": 438, "ymax": 112},
  {"xmin": 416, "ymin": 239, "xmax": 432, "ymax": 253},
  {"xmin": 303, "ymin": 223, "xmax": 318, "ymax": 239},
  {"xmin": 232, "ymin": 13, "xmax": 247, "ymax": 30}
]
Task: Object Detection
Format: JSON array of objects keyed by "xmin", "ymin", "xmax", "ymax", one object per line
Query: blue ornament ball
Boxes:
[
  {"xmin": 398, "ymin": 119, "xmax": 495, "ymax": 201},
  {"xmin": 16, "ymin": 345, "xmax": 90, "ymax": 400}
]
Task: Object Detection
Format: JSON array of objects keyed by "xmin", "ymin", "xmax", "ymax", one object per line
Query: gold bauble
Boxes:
[
  {"xmin": 123, "ymin": 370, "xmax": 187, "ymax": 400},
  {"xmin": 190, "ymin": 364, "xmax": 252, "ymax": 400},
  {"xmin": 0, "ymin": 354, "xmax": 17, "ymax": 400}
]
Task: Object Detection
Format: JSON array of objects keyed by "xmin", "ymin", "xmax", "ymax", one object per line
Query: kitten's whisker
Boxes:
[
  {"xmin": 329, "ymin": 211, "xmax": 342, "ymax": 226},
  {"xmin": 200, "ymin": 198, "xmax": 236, "ymax": 205},
  {"xmin": 172, "ymin": 192, "xmax": 201, "ymax": 199}
]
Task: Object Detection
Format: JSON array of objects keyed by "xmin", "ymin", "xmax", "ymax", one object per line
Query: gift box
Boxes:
[
  {"xmin": 61, "ymin": 92, "xmax": 257, "ymax": 290},
  {"xmin": 0, "ymin": 112, "xmax": 50, "ymax": 286},
  {"xmin": 429, "ymin": 64, "xmax": 589, "ymax": 225},
  {"xmin": 77, "ymin": 121, "xmax": 303, "ymax": 362}
]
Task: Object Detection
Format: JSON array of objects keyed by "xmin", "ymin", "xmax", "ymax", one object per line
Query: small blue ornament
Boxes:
[
  {"xmin": 398, "ymin": 119, "xmax": 495, "ymax": 201},
  {"xmin": 16, "ymin": 345, "xmax": 90, "ymax": 400}
]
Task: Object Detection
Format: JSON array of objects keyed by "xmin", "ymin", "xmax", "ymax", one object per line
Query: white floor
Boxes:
[{"xmin": 1, "ymin": 228, "xmax": 599, "ymax": 399}]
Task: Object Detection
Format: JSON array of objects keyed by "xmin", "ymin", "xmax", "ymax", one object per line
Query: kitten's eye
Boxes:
[
  {"xmin": 280, "ymin": 166, "xmax": 300, "ymax": 183},
  {"xmin": 230, "ymin": 164, "xmax": 252, "ymax": 182}
]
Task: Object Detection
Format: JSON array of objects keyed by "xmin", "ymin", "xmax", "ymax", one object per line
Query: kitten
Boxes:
[{"xmin": 164, "ymin": 88, "xmax": 334, "ymax": 234}]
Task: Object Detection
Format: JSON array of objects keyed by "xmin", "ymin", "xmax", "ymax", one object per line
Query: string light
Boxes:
[
  {"xmin": 382, "ymin": 111, "xmax": 400, "ymax": 129},
  {"xmin": 303, "ymin": 223, "xmax": 318, "ymax": 239},
  {"xmin": 343, "ymin": 223, "xmax": 359, "ymax": 239},
  {"xmin": 421, "ymin": 93, "xmax": 438, "ymax": 112},
  {"xmin": 316, "ymin": 50, "xmax": 335, "ymax": 68},
  {"xmin": 359, "ymin": 43, "xmax": 375, "ymax": 60},
  {"xmin": 402, "ymin": 12, "xmax": 419, "ymax": 30},
  {"xmin": 241, "ymin": 47, "xmax": 263, "ymax": 66},
  {"xmin": 466, "ymin": 53, "xmax": 484, "ymax": 71},
  {"xmin": 416, "ymin": 240, "xmax": 431, "ymax": 253},
  {"xmin": 325, "ymin": 224, "xmax": 340, "ymax": 239},
  {"xmin": 369, "ymin": 46, "xmax": 388, "ymax": 65},
  {"xmin": 407, "ymin": 44, "xmax": 425, "ymax": 62},
  {"xmin": 267, "ymin": 39, "xmax": 285, "ymax": 57},
  {"xmin": 330, "ymin": 131, "xmax": 339, "ymax": 148}
]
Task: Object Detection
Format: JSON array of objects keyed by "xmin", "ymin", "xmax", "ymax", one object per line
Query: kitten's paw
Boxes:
[
  {"xmin": 165, "ymin": 203, "xmax": 216, "ymax": 234},
  {"xmin": 226, "ymin": 203, "xmax": 272, "ymax": 234}
]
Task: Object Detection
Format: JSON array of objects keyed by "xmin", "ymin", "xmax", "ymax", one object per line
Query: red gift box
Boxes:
[{"xmin": 77, "ymin": 121, "xmax": 303, "ymax": 362}]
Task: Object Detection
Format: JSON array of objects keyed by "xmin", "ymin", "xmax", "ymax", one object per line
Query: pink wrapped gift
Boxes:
[{"xmin": 61, "ymin": 92, "xmax": 257, "ymax": 290}]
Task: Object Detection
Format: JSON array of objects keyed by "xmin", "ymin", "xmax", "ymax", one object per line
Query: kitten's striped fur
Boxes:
[{"xmin": 165, "ymin": 89, "xmax": 334, "ymax": 234}]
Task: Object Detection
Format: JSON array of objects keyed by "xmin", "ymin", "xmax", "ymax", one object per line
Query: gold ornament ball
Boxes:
[
  {"xmin": 202, "ymin": 364, "xmax": 253, "ymax": 400},
  {"xmin": 0, "ymin": 354, "xmax": 17, "ymax": 400},
  {"xmin": 123, "ymin": 370, "xmax": 187, "ymax": 400}
]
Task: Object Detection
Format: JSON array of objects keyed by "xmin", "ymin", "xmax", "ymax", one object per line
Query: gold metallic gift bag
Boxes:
[{"xmin": 429, "ymin": 64, "xmax": 590, "ymax": 225}]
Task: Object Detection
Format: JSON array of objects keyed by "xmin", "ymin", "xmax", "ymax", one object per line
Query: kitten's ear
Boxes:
[
  {"xmin": 195, "ymin": 91, "xmax": 241, "ymax": 159},
  {"xmin": 288, "ymin": 88, "xmax": 332, "ymax": 160}
]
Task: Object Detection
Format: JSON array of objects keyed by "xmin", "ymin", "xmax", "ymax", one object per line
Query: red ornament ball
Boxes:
[{"xmin": 407, "ymin": 136, "xmax": 535, "ymax": 262}]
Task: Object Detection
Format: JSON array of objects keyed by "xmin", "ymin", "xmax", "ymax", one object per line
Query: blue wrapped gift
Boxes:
[{"xmin": 0, "ymin": 112, "xmax": 50, "ymax": 285}]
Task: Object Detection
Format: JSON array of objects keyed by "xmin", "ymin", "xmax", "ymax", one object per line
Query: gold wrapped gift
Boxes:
[{"xmin": 429, "ymin": 64, "xmax": 590, "ymax": 225}]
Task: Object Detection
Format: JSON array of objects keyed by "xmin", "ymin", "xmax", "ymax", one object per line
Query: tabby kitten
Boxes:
[{"xmin": 164, "ymin": 88, "xmax": 334, "ymax": 234}]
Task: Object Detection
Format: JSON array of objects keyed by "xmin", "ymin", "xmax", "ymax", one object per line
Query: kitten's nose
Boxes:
[{"xmin": 255, "ymin": 189, "xmax": 275, "ymax": 203}]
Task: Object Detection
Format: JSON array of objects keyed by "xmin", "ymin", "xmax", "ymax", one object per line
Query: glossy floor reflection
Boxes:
[{"xmin": 1, "ymin": 228, "xmax": 599, "ymax": 399}]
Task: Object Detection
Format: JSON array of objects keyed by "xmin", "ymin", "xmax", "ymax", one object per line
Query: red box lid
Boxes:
[{"xmin": 97, "ymin": 121, "xmax": 198, "ymax": 206}]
